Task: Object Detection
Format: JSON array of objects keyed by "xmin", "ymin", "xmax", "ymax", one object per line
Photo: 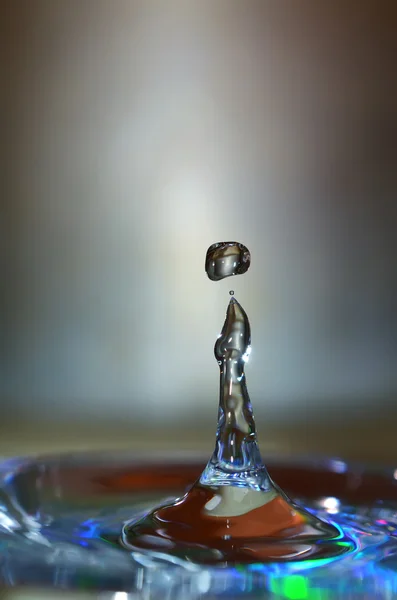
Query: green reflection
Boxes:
[
  {"xmin": 269, "ymin": 575, "xmax": 331, "ymax": 600},
  {"xmin": 283, "ymin": 575, "xmax": 307, "ymax": 599}
]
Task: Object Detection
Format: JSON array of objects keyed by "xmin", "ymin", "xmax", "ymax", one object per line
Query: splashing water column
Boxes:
[{"xmin": 121, "ymin": 243, "xmax": 349, "ymax": 563}]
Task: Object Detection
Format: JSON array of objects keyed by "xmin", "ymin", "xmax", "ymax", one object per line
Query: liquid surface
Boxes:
[
  {"xmin": 2, "ymin": 453, "xmax": 397, "ymax": 598},
  {"xmin": 122, "ymin": 242, "xmax": 346, "ymax": 563}
]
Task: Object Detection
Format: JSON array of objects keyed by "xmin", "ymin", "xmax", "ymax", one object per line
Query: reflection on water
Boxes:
[{"xmin": 1, "ymin": 454, "xmax": 397, "ymax": 598}]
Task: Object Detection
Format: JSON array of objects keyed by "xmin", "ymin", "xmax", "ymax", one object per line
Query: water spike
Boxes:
[
  {"xmin": 200, "ymin": 295, "xmax": 270, "ymax": 491},
  {"xmin": 121, "ymin": 242, "xmax": 345, "ymax": 564}
]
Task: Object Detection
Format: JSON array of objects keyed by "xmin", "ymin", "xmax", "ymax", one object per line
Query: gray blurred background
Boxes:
[{"xmin": 1, "ymin": 0, "xmax": 397, "ymax": 461}]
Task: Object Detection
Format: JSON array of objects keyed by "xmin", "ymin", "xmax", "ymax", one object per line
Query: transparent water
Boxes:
[
  {"xmin": 122, "ymin": 295, "xmax": 344, "ymax": 564},
  {"xmin": 123, "ymin": 242, "xmax": 344, "ymax": 564},
  {"xmin": 205, "ymin": 241, "xmax": 251, "ymax": 282},
  {"xmin": 2, "ymin": 452, "xmax": 397, "ymax": 598}
]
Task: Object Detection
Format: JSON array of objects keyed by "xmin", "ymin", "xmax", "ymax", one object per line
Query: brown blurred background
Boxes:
[{"xmin": 1, "ymin": 1, "xmax": 397, "ymax": 462}]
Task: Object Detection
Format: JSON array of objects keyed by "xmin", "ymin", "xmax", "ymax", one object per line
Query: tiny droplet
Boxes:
[{"xmin": 229, "ymin": 290, "xmax": 234, "ymax": 296}]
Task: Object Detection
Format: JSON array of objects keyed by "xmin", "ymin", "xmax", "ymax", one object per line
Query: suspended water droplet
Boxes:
[{"xmin": 205, "ymin": 242, "xmax": 250, "ymax": 281}]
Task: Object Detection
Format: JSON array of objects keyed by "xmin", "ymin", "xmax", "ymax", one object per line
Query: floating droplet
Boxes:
[
  {"xmin": 229, "ymin": 290, "xmax": 234, "ymax": 296},
  {"xmin": 205, "ymin": 242, "xmax": 250, "ymax": 282}
]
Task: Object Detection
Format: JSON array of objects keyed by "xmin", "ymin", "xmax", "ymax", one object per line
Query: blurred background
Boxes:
[{"xmin": 1, "ymin": 0, "xmax": 397, "ymax": 462}]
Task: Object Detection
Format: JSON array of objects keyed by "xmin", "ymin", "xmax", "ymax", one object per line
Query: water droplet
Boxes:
[
  {"xmin": 205, "ymin": 241, "xmax": 250, "ymax": 281},
  {"xmin": 229, "ymin": 290, "xmax": 234, "ymax": 296}
]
